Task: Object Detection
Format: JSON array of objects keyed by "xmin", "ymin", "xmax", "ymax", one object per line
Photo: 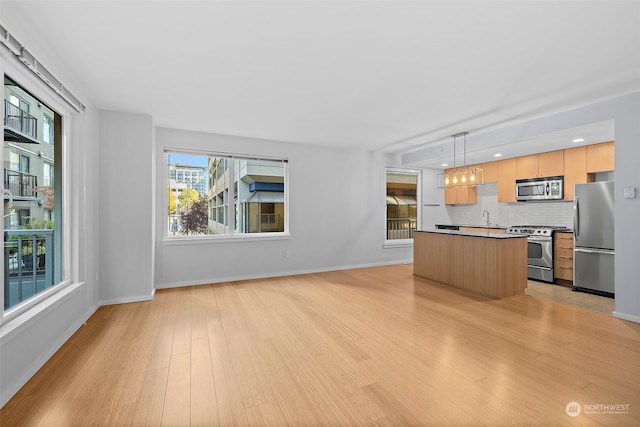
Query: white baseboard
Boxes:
[
  {"xmin": 155, "ymin": 259, "xmax": 413, "ymax": 289},
  {"xmin": 612, "ymin": 311, "xmax": 640, "ymax": 324},
  {"xmin": 99, "ymin": 290, "xmax": 155, "ymax": 306}
]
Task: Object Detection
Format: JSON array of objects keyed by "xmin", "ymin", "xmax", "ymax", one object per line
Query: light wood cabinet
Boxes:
[
  {"xmin": 516, "ymin": 150, "xmax": 564, "ymax": 179},
  {"xmin": 538, "ymin": 150, "xmax": 564, "ymax": 177},
  {"xmin": 481, "ymin": 161, "xmax": 498, "ymax": 183},
  {"xmin": 497, "ymin": 158, "xmax": 517, "ymax": 203},
  {"xmin": 445, "ymin": 144, "xmax": 612, "ymax": 205},
  {"xmin": 444, "ymin": 167, "xmax": 477, "ymax": 205},
  {"xmin": 563, "ymin": 146, "xmax": 588, "ymax": 201},
  {"xmin": 554, "ymin": 232, "xmax": 574, "ymax": 283},
  {"xmin": 586, "ymin": 141, "xmax": 614, "ymax": 173},
  {"xmin": 516, "ymin": 154, "xmax": 539, "ymax": 179},
  {"xmin": 414, "ymin": 231, "xmax": 528, "ymax": 299}
]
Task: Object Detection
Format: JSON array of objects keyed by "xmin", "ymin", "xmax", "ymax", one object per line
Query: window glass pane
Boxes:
[
  {"xmin": 235, "ymin": 159, "xmax": 285, "ymax": 234},
  {"xmin": 4, "ymin": 76, "xmax": 61, "ymax": 311},
  {"xmin": 386, "ymin": 171, "xmax": 418, "ymax": 240},
  {"xmin": 167, "ymin": 153, "xmax": 210, "ymax": 236},
  {"xmin": 43, "ymin": 115, "xmax": 54, "ymax": 144},
  {"xmin": 167, "ymin": 152, "xmax": 286, "ymax": 237},
  {"xmin": 9, "ymin": 152, "xmax": 19, "ymax": 171},
  {"xmin": 20, "ymin": 155, "xmax": 30, "ymax": 173}
]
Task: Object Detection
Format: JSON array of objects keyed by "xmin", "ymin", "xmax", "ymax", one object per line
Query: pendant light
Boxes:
[{"xmin": 437, "ymin": 131, "xmax": 484, "ymax": 189}]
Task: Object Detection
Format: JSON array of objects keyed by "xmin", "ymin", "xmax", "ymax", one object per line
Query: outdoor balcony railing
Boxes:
[
  {"xmin": 4, "ymin": 99, "xmax": 37, "ymax": 140},
  {"xmin": 387, "ymin": 218, "xmax": 417, "ymax": 240},
  {"xmin": 4, "ymin": 169, "xmax": 38, "ymax": 198},
  {"xmin": 4, "ymin": 229, "xmax": 54, "ymax": 310}
]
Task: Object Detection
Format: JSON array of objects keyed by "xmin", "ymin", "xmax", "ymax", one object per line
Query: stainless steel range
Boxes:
[{"xmin": 506, "ymin": 225, "xmax": 568, "ymax": 283}]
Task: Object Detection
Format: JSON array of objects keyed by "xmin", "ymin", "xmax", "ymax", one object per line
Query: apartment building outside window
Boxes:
[
  {"xmin": 3, "ymin": 75, "xmax": 62, "ymax": 313},
  {"xmin": 167, "ymin": 151, "xmax": 288, "ymax": 238}
]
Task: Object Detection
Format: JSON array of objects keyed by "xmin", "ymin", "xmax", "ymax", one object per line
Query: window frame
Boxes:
[
  {"xmin": 1, "ymin": 64, "xmax": 74, "ymax": 324},
  {"xmin": 163, "ymin": 149, "xmax": 290, "ymax": 244},
  {"xmin": 384, "ymin": 167, "xmax": 422, "ymax": 248}
]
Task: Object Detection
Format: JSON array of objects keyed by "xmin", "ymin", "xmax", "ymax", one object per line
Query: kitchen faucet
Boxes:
[{"xmin": 482, "ymin": 210, "xmax": 490, "ymax": 226}]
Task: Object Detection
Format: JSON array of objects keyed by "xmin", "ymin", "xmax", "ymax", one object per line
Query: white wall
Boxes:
[
  {"xmin": 0, "ymin": 4, "xmax": 101, "ymax": 405},
  {"xmin": 421, "ymin": 167, "xmax": 450, "ymax": 229},
  {"xmin": 154, "ymin": 128, "xmax": 413, "ymax": 288},
  {"xmin": 612, "ymin": 100, "xmax": 640, "ymax": 322},
  {"xmin": 98, "ymin": 111, "xmax": 155, "ymax": 304}
]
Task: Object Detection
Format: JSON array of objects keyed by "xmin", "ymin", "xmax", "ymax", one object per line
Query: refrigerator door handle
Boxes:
[
  {"xmin": 573, "ymin": 197, "xmax": 579, "ymax": 241},
  {"xmin": 574, "ymin": 247, "xmax": 615, "ymax": 255}
]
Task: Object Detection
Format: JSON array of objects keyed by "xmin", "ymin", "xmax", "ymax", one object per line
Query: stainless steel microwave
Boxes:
[{"xmin": 515, "ymin": 176, "xmax": 564, "ymax": 201}]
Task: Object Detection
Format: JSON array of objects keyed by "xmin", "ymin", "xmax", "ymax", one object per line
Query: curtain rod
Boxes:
[{"xmin": 1, "ymin": 23, "xmax": 85, "ymax": 113}]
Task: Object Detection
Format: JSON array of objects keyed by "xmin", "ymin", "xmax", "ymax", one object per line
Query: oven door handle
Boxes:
[
  {"xmin": 527, "ymin": 236, "xmax": 552, "ymax": 242},
  {"xmin": 528, "ymin": 265, "xmax": 552, "ymax": 271}
]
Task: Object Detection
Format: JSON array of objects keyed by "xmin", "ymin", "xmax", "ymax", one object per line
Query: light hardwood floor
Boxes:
[
  {"xmin": 525, "ymin": 280, "xmax": 615, "ymax": 315},
  {"xmin": 1, "ymin": 265, "xmax": 639, "ymax": 426}
]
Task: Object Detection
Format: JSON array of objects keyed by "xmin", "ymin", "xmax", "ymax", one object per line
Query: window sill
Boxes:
[
  {"xmin": 383, "ymin": 239, "xmax": 414, "ymax": 249},
  {"xmin": 163, "ymin": 233, "xmax": 291, "ymax": 245},
  {"xmin": 1, "ymin": 281, "xmax": 84, "ymax": 343}
]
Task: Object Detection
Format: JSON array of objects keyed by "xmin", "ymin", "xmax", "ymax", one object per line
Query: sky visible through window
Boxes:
[{"xmin": 168, "ymin": 153, "xmax": 208, "ymax": 167}]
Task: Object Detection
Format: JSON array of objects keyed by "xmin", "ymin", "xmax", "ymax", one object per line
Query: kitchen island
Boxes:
[{"xmin": 414, "ymin": 229, "xmax": 528, "ymax": 299}]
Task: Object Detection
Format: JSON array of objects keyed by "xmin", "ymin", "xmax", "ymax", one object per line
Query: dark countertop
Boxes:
[
  {"xmin": 417, "ymin": 229, "xmax": 527, "ymax": 239},
  {"xmin": 435, "ymin": 224, "xmax": 509, "ymax": 230}
]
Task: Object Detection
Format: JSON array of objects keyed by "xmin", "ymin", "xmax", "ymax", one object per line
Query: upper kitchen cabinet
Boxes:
[
  {"xmin": 497, "ymin": 158, "xmax": 517, "ymax": 203},
  {"xmin": 444, "ymin": 167, "xmax": 477, "ymax": 205},
  {"xmin": 516, "ymin": 154, "xmax": 538, "ymax": 179},
  {"xmin": 538, "ymin": 151, "xmax": 564, "ymax": 177},
  {"xmin": 481, "ymin": 161, "xmax": 498, "ymax": 183},
  {"xmin": 516, "ymin": 150, "xmax": 564, "ymax": 179},
  {"xmin": 563, "ymin": 146, "xmax": 587, "ymax": 201},
  {"xmin": 586, "ymin": 141, "xmax": 615, "ymax": 172}
]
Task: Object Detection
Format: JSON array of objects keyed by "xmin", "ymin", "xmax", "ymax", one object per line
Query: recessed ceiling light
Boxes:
[
  {"xmin": 573, "ymin": 138, "xmax": 585, "ymax": 143},
  {"xmin": 441, "ymin": 163, "xmax": 448, "ymax": 167},
  {"xmin": 493, "ymin": 153, "xmax": 502, "ymax": 157}
]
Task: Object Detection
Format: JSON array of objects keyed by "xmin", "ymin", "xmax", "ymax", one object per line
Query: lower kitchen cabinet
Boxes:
[{"xmin": 554, "ymin": 232, "xmax": 574, "ymax": 284}]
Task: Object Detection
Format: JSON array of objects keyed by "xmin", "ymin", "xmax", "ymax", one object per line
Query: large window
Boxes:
[
  {"xmin": 167, "ymin": 151, "xmax": 288, "ymax": 238},
  {"xmin": 3, "ymin": 76, "xmax": 62, "ymax": 313},
  {"xmin": 385, "ymin": 169, "xmax": 420, "ymax": 243}
]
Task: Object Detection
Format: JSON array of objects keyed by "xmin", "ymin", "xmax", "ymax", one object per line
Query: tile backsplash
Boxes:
[{"xmin": 446, "ymin": 183, "xmax": 574, "ymax": 228}]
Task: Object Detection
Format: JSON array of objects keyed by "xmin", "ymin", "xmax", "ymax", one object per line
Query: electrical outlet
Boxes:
[{"xmin": 624, "ymin": 187, "xmax": 636, "ymax": 199}]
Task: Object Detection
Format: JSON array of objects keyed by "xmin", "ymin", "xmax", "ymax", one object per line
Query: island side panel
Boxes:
[
  {"xmin": 498, "ymin": 237, "xmax": 528, "ymax": 298},
  {"xmin": 414, "ymin": 232, "xmax": 452, "ymax": 284},
  {"xmin": 478, "ymin": 237, "xmax": 499, "ymax": 297},
  {"xmin": 451, "ymin": 235, "xmax": 466, "ymax": 291}
]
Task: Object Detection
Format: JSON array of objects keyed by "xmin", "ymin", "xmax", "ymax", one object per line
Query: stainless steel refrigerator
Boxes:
[{"xmin": 573, "ymin": 181, "xmax": 615, "ymax": 296}]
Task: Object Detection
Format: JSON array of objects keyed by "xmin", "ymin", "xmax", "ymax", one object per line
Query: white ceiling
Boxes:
[{"xmin": 3, "ymin": 1, "xmax": 639, "ymax": 165}]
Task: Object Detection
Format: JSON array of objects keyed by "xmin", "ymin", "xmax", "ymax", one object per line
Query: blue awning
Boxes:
[{"xmin": 243, "ymin": 191, "xmax": 284, "ymax": 204}]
